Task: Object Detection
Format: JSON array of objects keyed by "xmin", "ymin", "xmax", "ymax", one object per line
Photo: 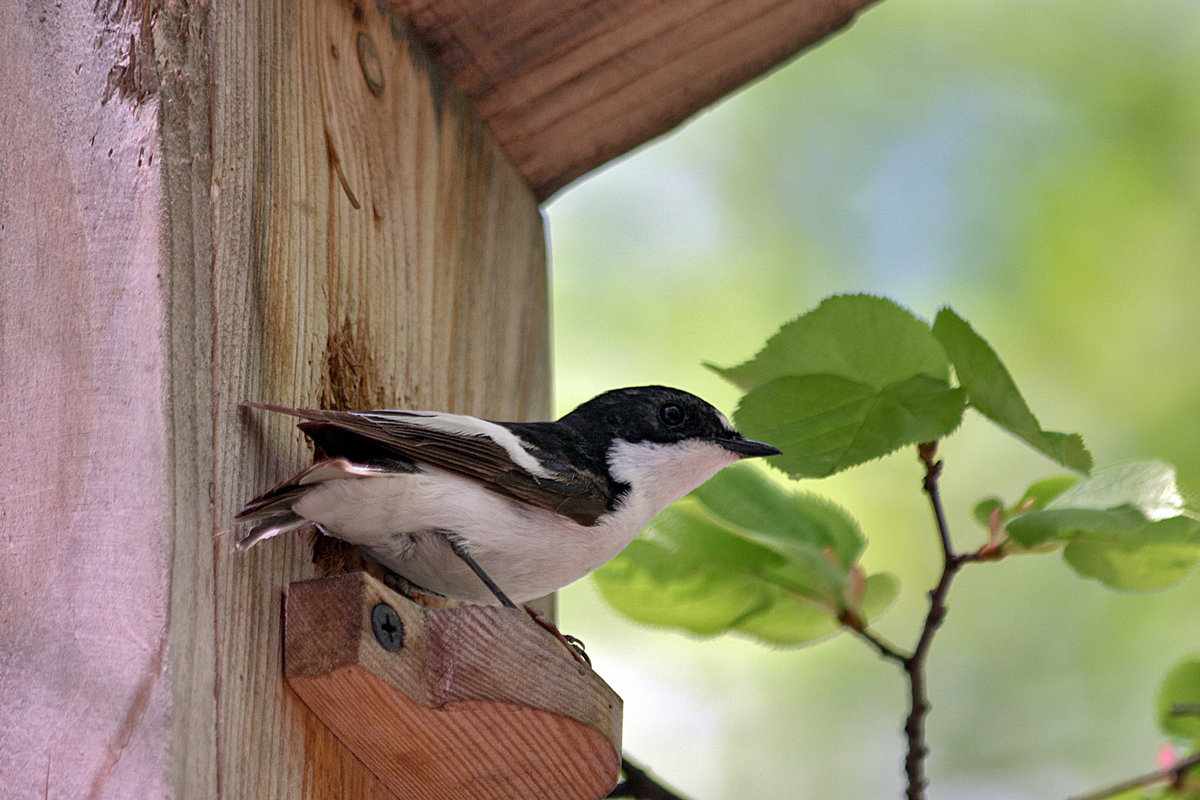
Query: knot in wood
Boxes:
[{"xmin": 356, "ymin": 33, "xmax": 385, "ymax": 96}]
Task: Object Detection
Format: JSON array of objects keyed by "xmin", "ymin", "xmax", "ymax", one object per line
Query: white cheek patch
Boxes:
[
  {"xmin": 356, "ymin": 410, "xmax": 550, "ymax": 478},
  {"xmin": 607, "ymin": 438, "xmax": 739, "ymax": 522}
]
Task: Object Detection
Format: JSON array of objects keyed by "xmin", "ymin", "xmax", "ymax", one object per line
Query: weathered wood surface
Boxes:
[
  {"xmin": 1, "ymin": 0, "xmax": 548, "ymax": 797},
  {"xmin": 285, "ymin": 573, "xmax": 621, "ymax": 800},
  {"xmin": 212, "ymin": 0, "xmax": 549, "ymax": 797},
  {"xmin": 0, "ymin": 3, "xmax": 171, "ymax": 799},
  {"xmin": 389, "ymin": 0, "xmax": 880, "ymax": 198}
]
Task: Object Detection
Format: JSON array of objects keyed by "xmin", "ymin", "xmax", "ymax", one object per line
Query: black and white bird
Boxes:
[{"xmin": 235, "ymin": 386, "xmax": 779, "ymax": 607}]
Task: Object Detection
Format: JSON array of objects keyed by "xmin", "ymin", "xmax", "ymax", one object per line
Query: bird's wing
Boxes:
[{"xmin": 241, "ymin": 402, "xmax": 610, "ymax": 526}]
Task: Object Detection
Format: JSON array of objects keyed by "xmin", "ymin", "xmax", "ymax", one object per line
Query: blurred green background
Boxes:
[{"xmin": 543, "ymin": 0, "xmax": 1200, "ymax": 797}]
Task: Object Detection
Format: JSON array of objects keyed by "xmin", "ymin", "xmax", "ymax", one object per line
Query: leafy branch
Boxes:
[{"xmin": 592, "ymin": 295, "xmax": 1200, "ymax": 799}]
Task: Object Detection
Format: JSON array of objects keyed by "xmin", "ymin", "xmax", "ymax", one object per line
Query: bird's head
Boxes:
[{"xmin": 560, "ymin": 386, "xmax": 780, "ymax": 517}]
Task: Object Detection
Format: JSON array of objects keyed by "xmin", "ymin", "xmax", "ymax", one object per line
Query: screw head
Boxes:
[{"xmin": 371, "ymin": 603, "xmax": 404, "ymax": 651}]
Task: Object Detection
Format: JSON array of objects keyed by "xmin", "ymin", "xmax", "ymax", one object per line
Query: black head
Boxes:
[{"xmin": 558, "ymin": 386, "xmax": 780, "ymax": 458}]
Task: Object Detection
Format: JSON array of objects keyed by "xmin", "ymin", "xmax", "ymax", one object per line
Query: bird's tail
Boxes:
[
  {"xmin": 233, "ymin": 486, "xmax": 312, "ymax": 550},
  {"xmin": 233, "ymin": 458, "xmax": 386, "ymax": 549}
]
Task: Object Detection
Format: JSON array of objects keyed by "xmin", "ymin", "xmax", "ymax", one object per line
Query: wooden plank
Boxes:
[
  {"xmin": 388, "ymin": 0, "xmax": 880, "ymax": 198},
  {"xmin": 209, "ymin": 0, "xmax": 549, "ymax": 798},
  {"xmin": 284, "ymin": 574, "xmax": 621, "ymax": 800},
  {"xmin": 154, "ymin": 7, "xmax": 221, "ymax": 796},
  {"xmin": 0, "ymin": 3, "xmax": 173, "ymax": 798}
]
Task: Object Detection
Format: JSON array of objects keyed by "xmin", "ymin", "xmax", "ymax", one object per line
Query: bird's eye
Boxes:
[{"xmin": 658, "ymin": 404, "xmax": 685, "ymax": 428}]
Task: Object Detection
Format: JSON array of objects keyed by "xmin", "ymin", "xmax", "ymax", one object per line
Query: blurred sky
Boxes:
[{"xmin": 543, "ymin": 0, "xmax": 1200, "ymax": 797}]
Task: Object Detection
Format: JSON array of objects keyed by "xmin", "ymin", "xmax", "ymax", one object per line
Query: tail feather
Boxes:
[
  {"xmin": 234, "ymin": 457, "xmax": 388, "ymax": 550},
  {"xmin": 235, "ymin": 514, "xmax": 311, "ymax": 550}
]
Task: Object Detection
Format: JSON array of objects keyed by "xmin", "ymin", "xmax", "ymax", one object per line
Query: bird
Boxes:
[{"xmin": 234, "ymin": 385, "xmax": 780, "ymax": 608}]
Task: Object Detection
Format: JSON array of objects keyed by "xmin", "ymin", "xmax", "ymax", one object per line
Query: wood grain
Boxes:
[
  {"xmin": 210, "ymin": 0, "xmax": 549, "ymax": 797},
  {"xmin": 0, "ymin": 3, "xmax": 171, "ymax": 798},
  {"xmin": 388, "ymin": 0, "xmax": 881, "ymax": 198},
  {"xmin": 285, "ymin": 574, "xmax": 621, "ymax": 800},
  {"xmin": 155, "ymin": 7, "xmax": 222, "ymax": 796},
  {"xmin": 1, "ymin": 0, "xmax": 548, "ymax": 797}
]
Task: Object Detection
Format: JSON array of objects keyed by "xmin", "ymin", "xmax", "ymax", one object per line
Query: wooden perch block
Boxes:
[{"xmin": 284, "ymin": 573, "xmax": 622, "ymax": 800}]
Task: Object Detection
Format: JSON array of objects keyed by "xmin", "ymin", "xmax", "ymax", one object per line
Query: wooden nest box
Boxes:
[{"xmin": 1, "ymin": 0, "xmax": 878, "ymax": 797}]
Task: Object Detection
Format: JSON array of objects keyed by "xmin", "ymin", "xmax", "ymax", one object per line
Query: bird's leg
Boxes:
[
  {"xmin": 444, "ymin": 535, "xmax": 519, "ymax": 609},
  {"xmin": 445, "ymin": 534, "xmax": 590, "ymax": 666}
]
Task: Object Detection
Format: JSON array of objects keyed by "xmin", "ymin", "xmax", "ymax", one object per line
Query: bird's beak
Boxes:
[{"xmin": 713, "ymin": 436, "xmax": 781, "ymax": 458}]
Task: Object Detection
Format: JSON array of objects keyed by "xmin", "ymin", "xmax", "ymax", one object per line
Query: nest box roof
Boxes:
[{"xmin": 389, "ymin": 0, "xmax": 879, "ymax": 199}]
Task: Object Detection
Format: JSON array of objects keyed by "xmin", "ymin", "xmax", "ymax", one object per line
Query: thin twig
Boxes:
[
  {"xmin": 1068, "ymin": 749, "xmax": 1200, "ymax": 800},
  {"xmin": 898, "ymin": 442, "xmax": 964, "ymax": 800},
  {"xmin": 896, "ymin": 444, "xmax": 1004, "ymax": 798},
  {"xmin": 607, "ymin": 756, "xmax": 692, "ymax": 800},
  {"xmin": 850, "ymin": 623, "xmax": 912, "ymax": 665},
  {"xmin": 848, "ymin": 442, "xmax": 994, "ymax": 800},
  {"xmin": 920, "ymin": 442, "xmax": 954, "ymax": 562}
]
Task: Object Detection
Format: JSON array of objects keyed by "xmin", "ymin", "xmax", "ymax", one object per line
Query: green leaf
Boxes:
[
  {"xmin": 734, "ymin": 373, "xmax": 965, "ymax": 478},
  {"xmin": 972, "ymin": 497, "xmax": 1004, "ymax": 529},
  {"xmin": 859, "ymin": 572, "xmax": 901, "ymax": 620},
  {"xmin": 710, "ymin": 295, "xmax": 965, "ymax": 477},
  {"xmin": 639, "ymin": 501, "xmax": 786, "ymax": 574},
  {"xmin": 709, "ymin": 294, "xmax": 951, "ymax": 391},
  {"xmin": 1018, "ymin": 475, "xmax": 1080, "ymax": 510},
  {"xmin": 730, "ymin": 594, "xmax": 842, "ymax": 644},
  {"xmin": 593, "ymin": 464, "xmax": 896, "ymax": 646},
  {"xmin": 690, "ymin": 465, "xmax": 864, "ymax": 568},
  {"xmin": 1158, "ymin": 657, "xmax": 1200, "ymax": 746},
  {"xmin": 1007, "ymin": 505, "xmax": 1150, "ymax": 548},
  {"xmin": 592, "ymin": 511, "xmax": 780, "ymax": 636},
  {"xmin": 1007, "ymin": 461, "xmax": 1188, "ymax": 547},
  {"xmin": 1005, "ymin": 461, "xmax": 1200, "ymax": 590},
  {"xmin": 931, "ymin": 307, "xmax": 1092, "ymax": 473},
  {"xmin": 1063, "ymin": 516, "xmax": 1200, "ymax": 591},
  {"xmin": 728, "ymin": 574, "xmax": 898, "ymax": 645},
  {"xmin": 1048, "ymin": 460, "xmax": 1188, "ymax": 518}
]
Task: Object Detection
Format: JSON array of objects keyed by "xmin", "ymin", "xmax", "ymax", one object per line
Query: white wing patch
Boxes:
[{"xmin": 356, "ymin": 410, "xmax": 551, "ymax": 478}]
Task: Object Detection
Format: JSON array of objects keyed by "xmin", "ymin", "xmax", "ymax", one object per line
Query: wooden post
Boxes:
[
  {"xmin": 1, "ymin": 4, "xmax": 178, "ymax": 799},
  {"xmin": 208, "ymin": 3, "xmax": 550, "ymax": 794},
  {"xmin": 2, "ymin": 0, "xmax": 550, "ymax": 796}
]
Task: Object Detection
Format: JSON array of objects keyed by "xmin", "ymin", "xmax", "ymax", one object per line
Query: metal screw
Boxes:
[{"xmin": 371, "ymin": 603, "xmax": 404, "ymax": 651}]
